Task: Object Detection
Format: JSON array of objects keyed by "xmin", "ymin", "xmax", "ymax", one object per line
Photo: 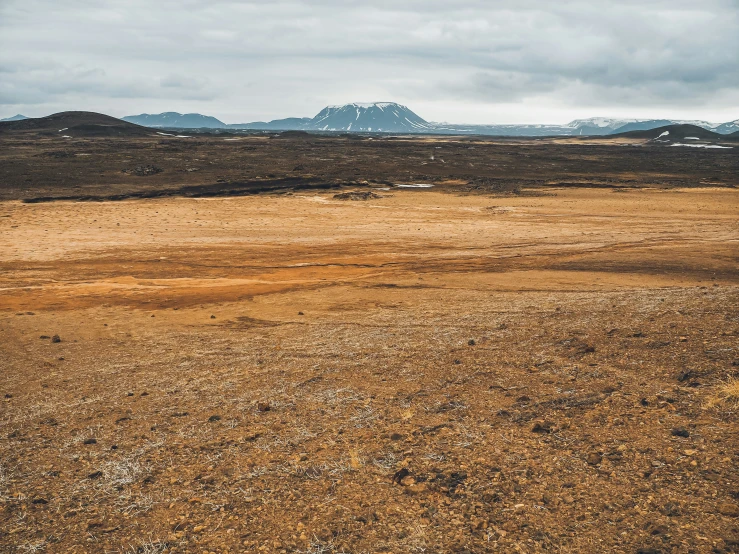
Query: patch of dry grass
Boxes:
[{"xmin": 707, "ymin": 378, "xmax": 739, "ymax": 409}]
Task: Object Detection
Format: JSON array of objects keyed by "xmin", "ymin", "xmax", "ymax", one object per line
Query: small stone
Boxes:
[
  {"xmin": 390, "ymin": 433, "xmax": 404, "ymax": 441},
  {"xmin": 718, "ymin": 502, "xmax": 739, "ymax": 517},
  {"xmin": 257, "ymin": 402, "xmax": 271, "ymax": 412},
  {"xmin": 400, "ymin": 475, "xmax": 416, "ymax": 486},
  {"xmin": 587, "ymin": 453, "xmax": 602, "ymax": 465},
  {"xmin": 298, "ymin": 311, "xmax": 304, "ymax": 315},
  {"xmin": 392, "ymin": 467, "xmax": 410, "ymax": 485},
  {"xmin": 83, "ymin": 438, "xmax": 97, "ymax": 445},
  {"xmin": 88, "ymin": 471, "xmax": 103, "ymax": 479},
  {"xmin": 661, "ymin": 502, "xmax": 681, "ymax": 517},
  {"xmin": 671, "ymin": 427, "xmax": 690, "ymax": 438},
  {"xmin": 208, "ymin": 415, "xmax": 221, "ymax": 422},
  {"xmin": 210, "ymin": 315, "xmax": 216, "ymax": 319},
  {"xmin": 31, "ymin": 497, "xmax": 48, "ymax": 504},
  {"xmin": 405, "ymin": 483, "xmax": 428, "ymax": 495},
  {"xmin": 39, "ymin": 335, "xmax": 50, "ymax": 339},
  {"xmin": 51, "ymin": 335, "xmax": 61, "ymax": 343},
  {"xmin": 468, "ymin": 339, "xmax": 476, "ymax": 346},
  {"xmin": 531, "ymin": 421, "xmax": 554, "ymax": 434}
]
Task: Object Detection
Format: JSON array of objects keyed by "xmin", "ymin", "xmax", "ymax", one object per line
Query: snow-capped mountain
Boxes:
[
  {"xmin": 116, "ymin": 106, "xmax": 738, "ymax": 136},
  {"xmin": 567, "ymin": 118, "xmax": 643, "ymax": 131},
  {"xmin": 122, "ymin": 112, "xmax": 226, "ymax": 128},
  {"xmin": 307, "ymin": 103, "xmax": 433, "ymax": 132},
  {"xmin": 715, "ymin": 119, "xmax": 739, "ymax": 134}
]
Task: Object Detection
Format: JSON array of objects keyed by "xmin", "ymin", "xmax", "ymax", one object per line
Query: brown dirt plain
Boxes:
[{"xmin": 1, "ymin": 133, "xmax": 739, "ymax": 554}]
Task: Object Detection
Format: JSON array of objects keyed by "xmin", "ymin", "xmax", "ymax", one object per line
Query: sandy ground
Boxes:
[{"xmin": 1, "ymin": 187, "xmax": 739, "ymax": 553}]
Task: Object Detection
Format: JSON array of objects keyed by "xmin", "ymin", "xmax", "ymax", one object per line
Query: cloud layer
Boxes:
[{"xmin": 1, "ymin": 0, "xmax": 738, "ymax": 123}]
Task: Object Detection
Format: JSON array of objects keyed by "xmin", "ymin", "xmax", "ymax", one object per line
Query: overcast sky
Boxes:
[{"xmin": 1, "ymin": 0, "xmax": 738, "ymax": 124}]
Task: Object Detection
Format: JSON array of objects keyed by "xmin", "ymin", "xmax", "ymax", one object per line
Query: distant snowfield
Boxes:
[
  {"xmin": 658, "ymin": 131, "xmax": 670, "ymax": 138},
  {"xmin": 670, "ymin": 143, "xmax": 732, "ymax": 149},
  {"xmin": 156, "ymin": 132, "xmax": 190, "ymax": 138},
  {"xmin": 396, "ymin": 183, "xmax": 434, "ymax": 188}
]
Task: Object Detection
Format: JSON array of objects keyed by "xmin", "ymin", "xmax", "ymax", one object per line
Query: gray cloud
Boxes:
[{"xmin": 0, "ymin": 0, "xmax": 737, "ymax": 123}]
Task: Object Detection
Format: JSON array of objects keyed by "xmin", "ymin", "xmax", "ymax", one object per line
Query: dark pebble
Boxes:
[{"xmin": 671, "ymin": 427, "xmax": 690, "ymax": 438}]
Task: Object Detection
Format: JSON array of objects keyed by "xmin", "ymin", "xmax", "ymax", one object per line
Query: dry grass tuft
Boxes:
[{"xmin": 706, "ymin": 378, "xmax": 739, "ymax": 409}]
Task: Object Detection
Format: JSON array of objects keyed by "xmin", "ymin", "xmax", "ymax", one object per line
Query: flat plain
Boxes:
[{"xmin": 1, "ymin": 132, "xmax": 738, "ymax": 553}]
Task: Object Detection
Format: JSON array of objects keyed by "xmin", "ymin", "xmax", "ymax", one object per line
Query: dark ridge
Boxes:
[
  {"xmin": 21, "ymin": 177, "xmax": 356, "ymax": 203},
  {"xmin": 609, "ymin": 123, "xmax": 722, "ymax": 141},
  {"xmin": 0, "ymin": 111, "xmax": 153, "ymax": 137}
]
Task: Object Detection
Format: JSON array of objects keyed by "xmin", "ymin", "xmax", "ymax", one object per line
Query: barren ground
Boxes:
[{"xmin": 1, "ymin": 138, "xmax": 739, "ymax": 554}]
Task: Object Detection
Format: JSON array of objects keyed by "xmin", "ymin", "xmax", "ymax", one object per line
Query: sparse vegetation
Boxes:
[{"xmin": 1, "ymin": 136, "xmax": 737, "ymax": 552}]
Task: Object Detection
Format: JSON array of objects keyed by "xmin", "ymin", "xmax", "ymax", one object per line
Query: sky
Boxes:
[{"xmin": 1, "ymin": 0, "xmax": 738, "ymax": 125}]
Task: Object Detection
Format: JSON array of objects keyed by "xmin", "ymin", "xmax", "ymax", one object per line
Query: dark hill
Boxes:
[
  {"xmin": 0, "ymin": 111, "xmax": 153, "ymax": 137},
  {"xmin": 609, "ymin": 124, "xmax": 722, "ymax": 141}
]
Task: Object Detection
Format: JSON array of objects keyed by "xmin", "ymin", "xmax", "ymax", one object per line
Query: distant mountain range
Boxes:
[
  {"xmin": 122, "ymin": 112, "xmax": 226, "ymax": 128},
  {"xmin": 118, "ymin": 105, "xmax": 739, "ymax": 136},
  {"xmin": 6, "ymin": 105, "xmax": 738, "ymax": 136},
  {"xmin": 0, "ymin": 114, "xmax": 28, "ymax": 122}
]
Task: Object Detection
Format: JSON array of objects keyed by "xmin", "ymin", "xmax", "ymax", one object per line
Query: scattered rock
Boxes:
[
  {"xmin": 31, "ymin": 497, "xmax": 48, "ymax": 504},
  {"xmin": 333, "ymin": 191, "xmax": 382, "ymax": 201},
  {"xmin": 390, "ymin": 433, "xmax": 404, "ymax": 441},
  {"xmin": 83, "ymin": 438, "xmax": 97, "ymax": 445},
  {"xmin": 468, "ymin": 339, "xmax": 476, "ymax": 346},
  {"xmin": 208, "ymin": 415, "xmax": 221, "ymax": 422},
  {"xmin": 39, "ymin": 335, "xmax": 50, "ymax": 339},
  {"xmin": 587, "ymin": 453, "xmax": 603, "ymax": 465},
  {"xmin": 718, "ymin": 502, "xmax": 739, "ymax": 517},
  {"xmin": 122, "ymin": 165, "xmax": 163, "ymax": 177},
  {"xmin": 392, "ymin": 467, "xmax": 410, "ymax": 485},
  {"xmin": 298, "ymin": 311, "xmax": 304, "ymax": 315},
  {"xmin": 210, "ymin": 315, "xmax": 216, "ymax": 319},
  {"xmin": 661, "ymin": 502, "xmax": 681, "ymax": 517},
  {"xmin": 88, "ymin": 471, "xmax": 103, "ymax": 479},
  {"xmin": 51, "ymin": 335, "xmax": 61, "ymax": 343},
  {"xmin": 671, "ymin": 427, "xmax": 690, "ymax": 438},
  {"xmin": 257, "ymin": 402, "xmax": 271, "ymax": 412},
  {"xmin": 677, "ymin": 370, "xmax": 694, "ymax": 382},
  {"xmin": 531, "ymin": 421, "xmax": 555, "ymax": 434}
]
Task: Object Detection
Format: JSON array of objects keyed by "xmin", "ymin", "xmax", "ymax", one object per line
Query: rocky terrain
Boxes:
[{"xmin": 1, "ymin": 124, "xmax": 738, "ymax": 553}]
